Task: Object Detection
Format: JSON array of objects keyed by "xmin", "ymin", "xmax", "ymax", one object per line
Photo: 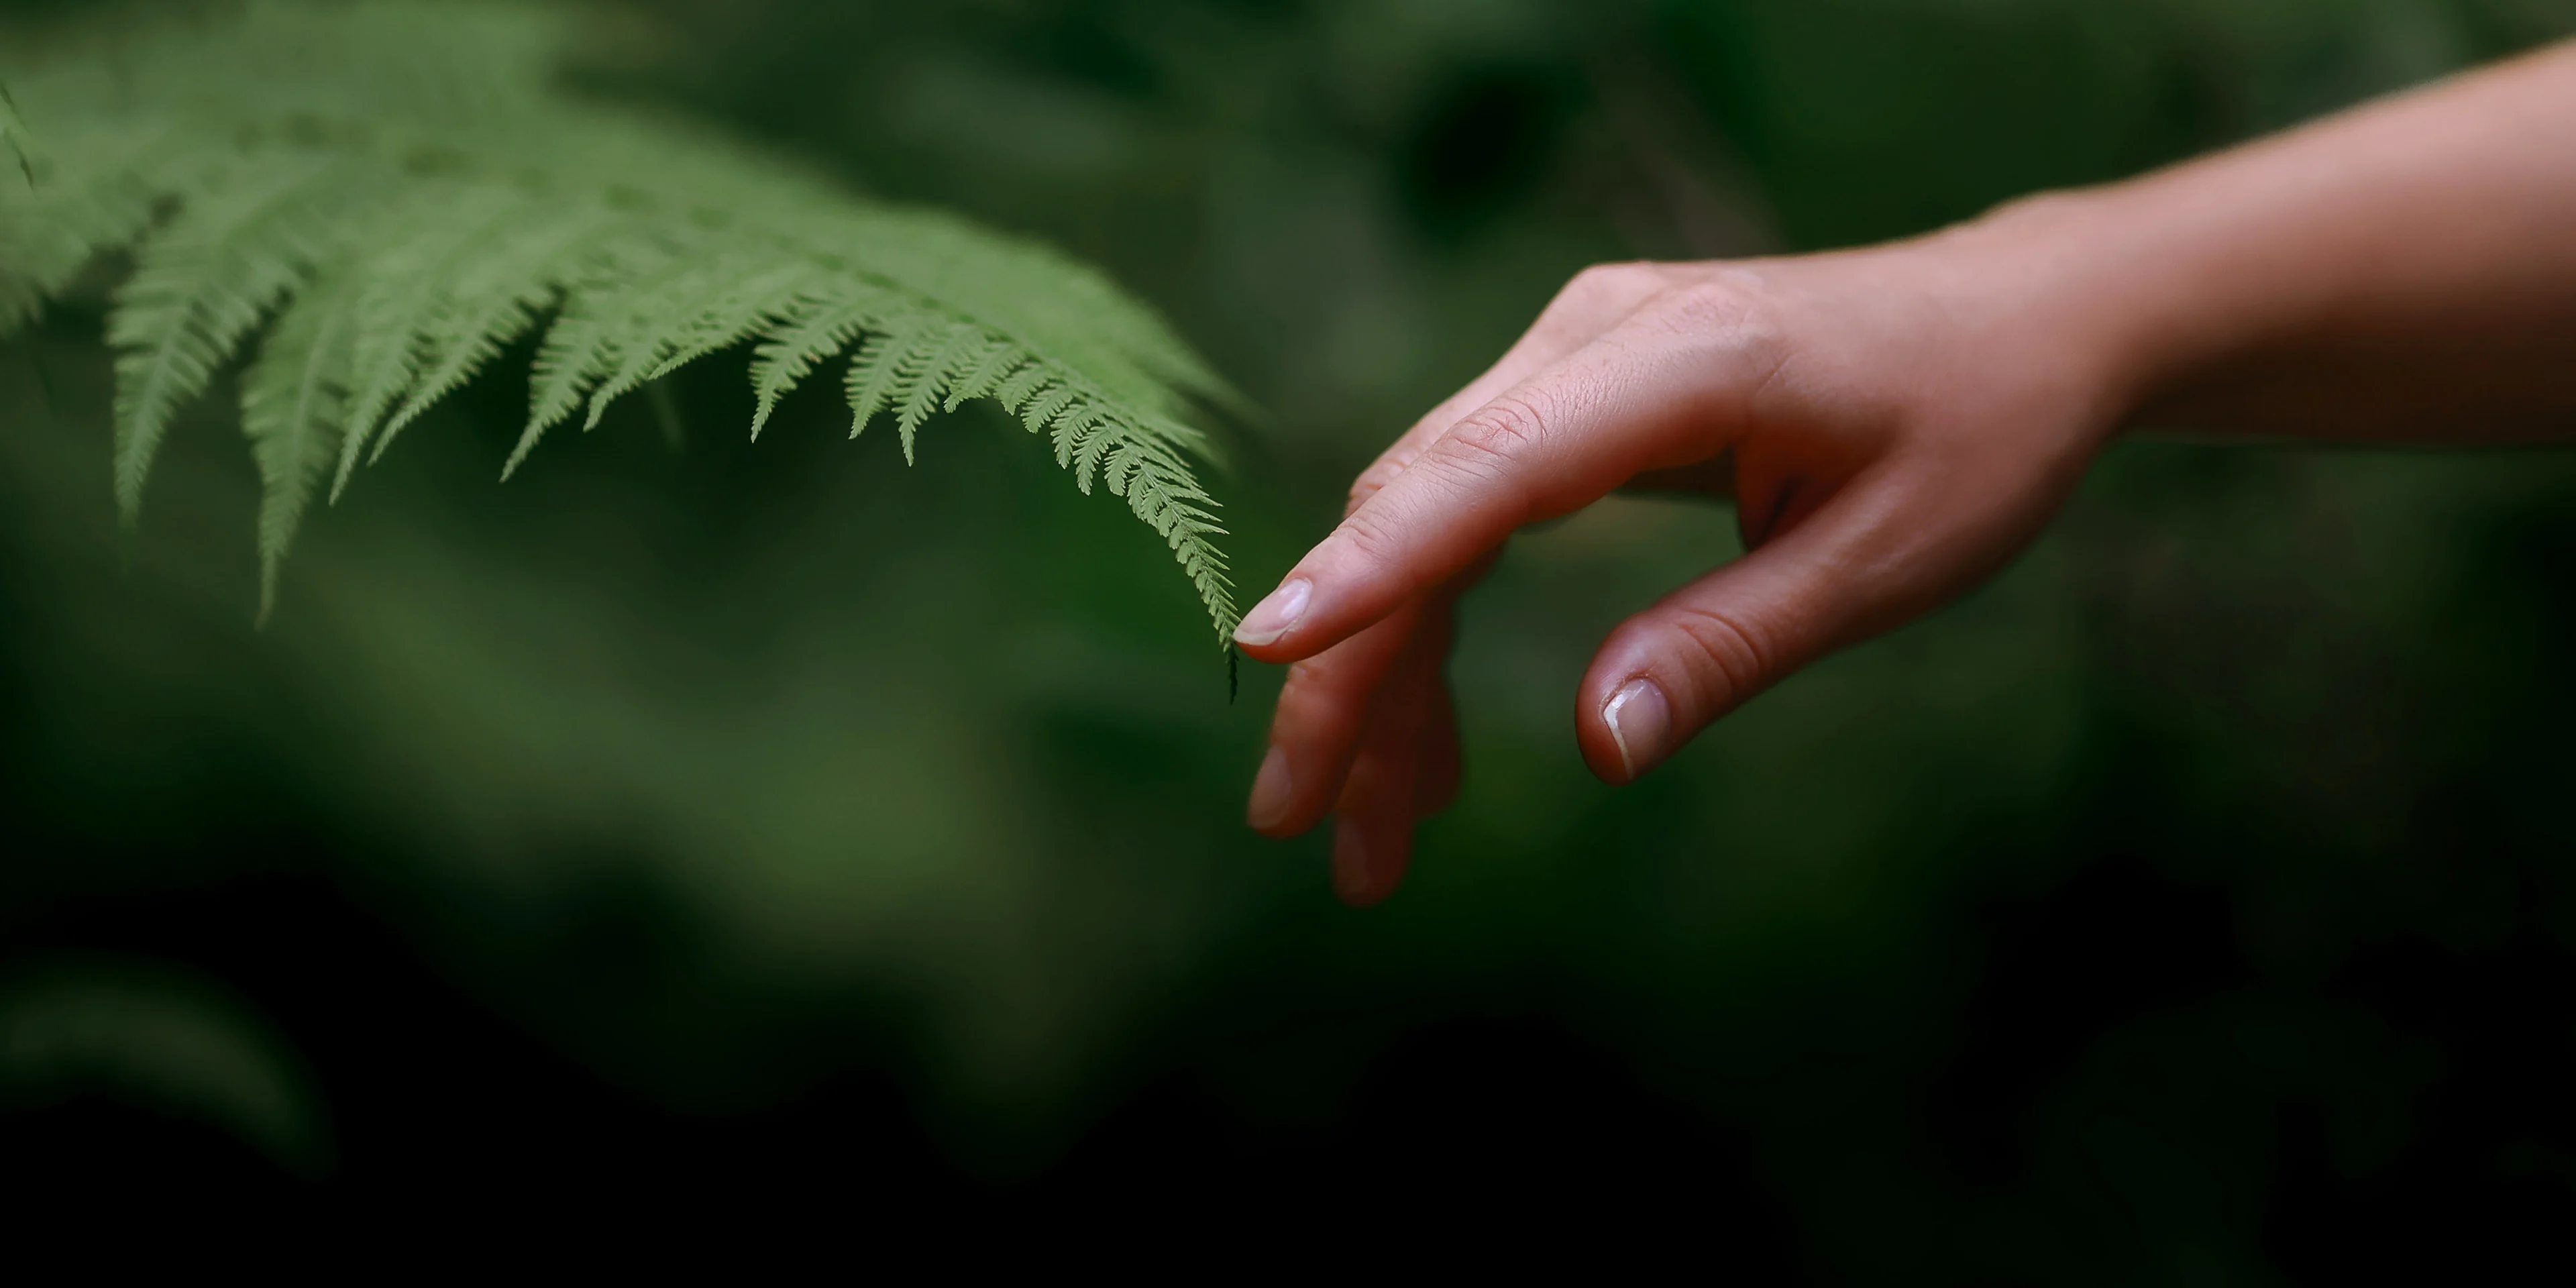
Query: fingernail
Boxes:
[
  {"xmin": 1332, "ymin": 821, "xmax": 1373, "ymax": 903},
  {"xmin": 1248, "ymin": 747, "xmax": 1293, "ymax": 832},
  {"xmin": 1234, "ymin": 578, "xmax": 1311, "ymax": 647},
  {"xmin": 1603, "ymin": 678, "xmax": 1672, "ymax": 782}
]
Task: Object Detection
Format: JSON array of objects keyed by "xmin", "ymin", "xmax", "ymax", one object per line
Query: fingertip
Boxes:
[
  {"xmin": 1247, "ymin": 746, "xmax": 1300, "ymax": 837},
  {"xmin": 1574, "ymin": 490, "xmax": 1887, "ymax": 788},
  {"xmin": 1258, "ymin": 606, "xmax": 1440, "ymax": 847},
  {"xmin": 1578, "ymin": 720, "xmax": 1629, "ymax": 786},
  {"xmin": 1599, "ymin": 676, "xmax": 1673, "ymax": 784},
  {"xmin": 1232, "ymin": 577, "xmax": 1313, "ymax": 652},
  {"xmin": 1332, "ymin": 816, "xmax": 1411, "ymax": 908},
  {"xmin": 1232, "ymin": 575, "xmax": 1355, "ymax": 663},
  {"xmin": 1578, "ymin": 621, "xmax": 1688, "ymax": 785},
  {"xmin": 1331, "ymin": 820, "xmax": 1375, "ymax": 904},
  {"xmin": 1574, "ymin": 673, "xmax": 1634, "ymax": 785}
]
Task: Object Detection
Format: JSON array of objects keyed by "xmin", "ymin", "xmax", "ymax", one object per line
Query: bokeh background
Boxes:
[{"xmin": 7, "ymin": 0, "xmax": 2576, "ymax": 1275}]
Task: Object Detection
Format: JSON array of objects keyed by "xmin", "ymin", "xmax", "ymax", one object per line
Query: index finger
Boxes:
[
  {"xmin": 1235, "ymin": 306, "xmax": 1782, "ymax": 661},
  {"xmin": 1344, "ymin": 262, "xmax": 1683, "ymax": 516}
]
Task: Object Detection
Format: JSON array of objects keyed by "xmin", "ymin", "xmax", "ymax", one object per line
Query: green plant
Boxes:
[
  {"xmin": 0, "ymin": 0, "xmax": 1239, "ymax": 641},
  {"xmin": 0, "ymin": 85, "xmax": 30, "ymax": 188}
]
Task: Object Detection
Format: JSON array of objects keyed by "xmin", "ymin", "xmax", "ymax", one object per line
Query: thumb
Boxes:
[{"xmin": 1576, "ymin": 468, "xmax": 1968, "ymax": 784}]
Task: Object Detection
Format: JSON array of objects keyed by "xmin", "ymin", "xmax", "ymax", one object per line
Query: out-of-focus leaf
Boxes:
[{"xmin": 0, "ymin": 959, "xmax": 330, "ymax": 1173}]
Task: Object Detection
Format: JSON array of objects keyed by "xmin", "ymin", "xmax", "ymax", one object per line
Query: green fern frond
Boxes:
[
  {"xmin": 519, "ymin": 248, "xmax": 696, "ymax": 468},
  {"xmin": 634, "ymin": 262, "xmax": 820, "ymax": 388},
  {"xmin": 0, "ymin": 84, "xmax": 33, "ymax": 189},
  {"xmin": 993, "ymin": 363, "xmax": 1065, "ymax": 417},
  {"xmin": 241, "ymin": 263, "xmax": 360, "ymax": 623},
  {"xmin": 747, "ymin": 285, "xmax": 892, "ymax": 442},
  {"xmin": 0, "ymin": 1, "xmax": 1242, "ymax": 645},
  {"xmin": 894, "ymin": 323, "xmax": 989, "ymax": 464},
  {"xmin": 842, "ymin": 312, "xmax": 941, "ymax": 447},
  {"xmin": 110, "ymin": 158, "xmax": 381, "ymax": 521},
  {"xmin": 582, "ymin": 256, "xmax": 817, "ymax": 432},
  {"xmin": 943, "ymin": 337, "xmax": 1032, "ymax": 413},
  {"xmin": 0, "ymin": 129, "xmax": 184, "ymax": 339},
  {"xmin": 364, "ymin": 203, "xmax": 645, "ymax": 488},
  {"xmin": 335, "ymin": 188, "xmax": 529, "ymax": 471}
]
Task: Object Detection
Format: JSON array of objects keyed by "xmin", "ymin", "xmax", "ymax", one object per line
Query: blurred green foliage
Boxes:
[
  {"xmin": 0, "ymin": 957, "xmax": 327, "ymax": 1171},
  {"xmin": 6, "ymin": 0, "xmax": 2576, "ymax": 1277}
]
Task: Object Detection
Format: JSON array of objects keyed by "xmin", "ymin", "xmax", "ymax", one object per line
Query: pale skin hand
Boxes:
[{"xmin": 1238, "ymin": 41, "xmax": 2576, "ymax": 905}]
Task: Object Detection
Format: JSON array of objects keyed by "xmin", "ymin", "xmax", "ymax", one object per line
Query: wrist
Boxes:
[
  {"xmin": 1922, "ymin": 187, "xmax": 2186, "ymax": 440},
  {"xmin": 1928, "ymin": 44, "xmax": 2576, "ymax": 443}
]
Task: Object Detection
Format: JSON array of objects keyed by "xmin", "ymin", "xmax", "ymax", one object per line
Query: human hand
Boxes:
[
  {"xmin": 1237, "ymin": 225, "xmax": 2141, "ymax": 904},
  {"xmin": 1235, "ymin": 42, "xmax": 2576, "ymax": 906}
]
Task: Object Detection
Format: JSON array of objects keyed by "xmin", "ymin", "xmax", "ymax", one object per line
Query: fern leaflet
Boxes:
[{"xmin": 241, "ymin": 264, "xmax": 360, "ymax": 622}]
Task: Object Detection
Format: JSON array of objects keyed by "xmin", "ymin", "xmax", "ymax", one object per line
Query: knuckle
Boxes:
[
  {"xmin": 1441, "ymin": 394, "xmax": 1551, "ymax": 474},
  {"xmin": 1333, "ymin": 506, "xmax": 1407, "ymax": 568},
  {"xmin": 1567, "ymin": 262, "xmax": 1628, "ymax": 292},
  {"xmin": 1735, "ymin": 302, "xmax": 1791, "ymax": 374},
  {"xmin": 1662, "ymin": 278, "xmax": 1781, "ymax": 350},
  {"xmin": 1556, "ymin": 261, "xmax": 1658, "ymax": 311},
  {"xmin": 1346, "ymin": 452, "xmax": 1416, "ymax": 512},
  {"xmin": 1667, "ymin": 604, "xmax": 1777, "ymax": 712},
  {"xmin": 1582, "ymin": 260, "xmax": 1658, "ymax": 289},
  {"xmin": 1652, "ymin": 278, "xmax": 1792, "ymax": 403},
  {"xmin": 1661, "ymin": 278, "xmax": 1756, "ymax": 327}
]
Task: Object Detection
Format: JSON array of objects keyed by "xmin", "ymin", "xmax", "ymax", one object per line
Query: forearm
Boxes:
[{"xmin": 1974, "ymin": 40, "xmax": 2576, "ymax": 443}]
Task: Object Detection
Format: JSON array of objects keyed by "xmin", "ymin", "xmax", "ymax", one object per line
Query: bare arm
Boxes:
[
  {"xmin": 2012, "ymin": 38, "xmax": 2576, "ymax": 441},
  {"xmin": 1236, "ymin": 42, "xmax": 2576, "ymax": 905}
]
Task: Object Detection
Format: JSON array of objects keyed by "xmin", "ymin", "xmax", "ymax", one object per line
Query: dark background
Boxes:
[{"xmin": 5, "ymin": 0, "xmax": 2576, "ymax": 1275}]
